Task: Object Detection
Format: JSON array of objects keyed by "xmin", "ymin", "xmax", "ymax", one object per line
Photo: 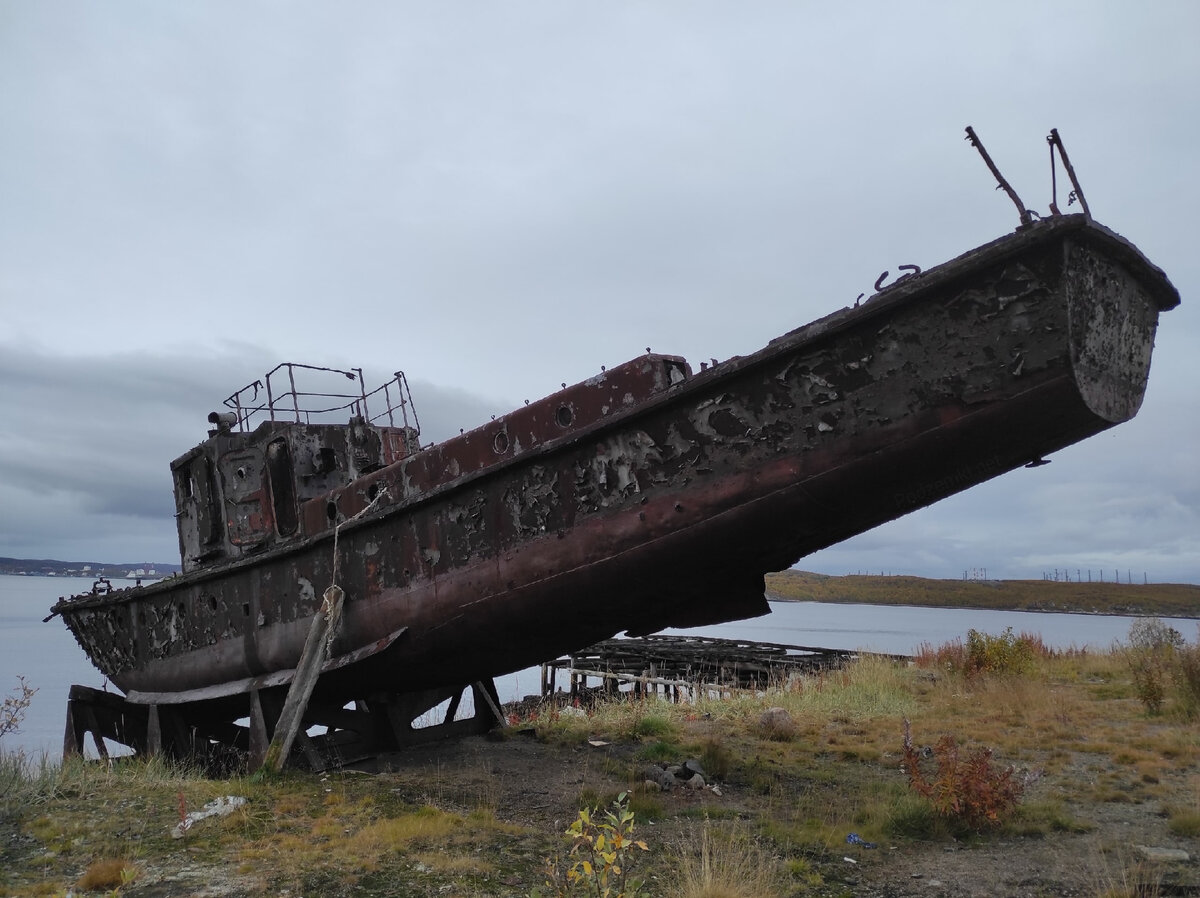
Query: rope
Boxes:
[
  {"xmin": 322, "ymin": 486, "xmax": 391, "ymax": 657},
  {"xmin": 329, "ymin": 486, "xmax": 391, "ymax": 587}
]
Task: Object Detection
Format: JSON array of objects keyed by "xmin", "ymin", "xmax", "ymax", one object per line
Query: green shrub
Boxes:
[
  {"xmin": 1172, "ymin": 631, "xmax": 1200, "ymax": 718},
  {"xmin": 1121, "ymin": 618, "xmax": 1183, "ymax": 713},
  {"xmin": 537, "ymin": 792, "xmax": 649, "ymax": 898},
  {"xmin": 917, "ymin": 629, "xmax": 1043, "ymax": 678},
  {"xmin": 965, "ymin": 627, "xmax": 1036, "ymax": 677}
]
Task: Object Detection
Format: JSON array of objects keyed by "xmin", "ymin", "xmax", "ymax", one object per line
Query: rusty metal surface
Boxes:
[{"xmin": 53, "ymin": 214, "xmax": 1179, "ymax": 702}]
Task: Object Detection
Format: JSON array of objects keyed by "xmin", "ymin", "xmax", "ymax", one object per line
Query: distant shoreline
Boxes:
[
  {"xmin": 765, "ymin": 571, "xmax": 1200, "ymax": 620},
  {"xmin": 766, "ymin": 594, "xmax": 1200, "ymax": 621},
  {"xmin": 0, "ymin": 559, "xmax": 181, "ymax": 580}
]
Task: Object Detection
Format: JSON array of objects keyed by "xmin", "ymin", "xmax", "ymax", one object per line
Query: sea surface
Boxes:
[{"xmin": 2, "ymin": 573, "xmax": 1195, "ymax": 758}]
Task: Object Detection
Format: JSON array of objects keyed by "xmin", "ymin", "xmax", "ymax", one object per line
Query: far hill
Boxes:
[{"xmin": 765, "ymin": 570, "xmax": 1200, "ymax": 620}]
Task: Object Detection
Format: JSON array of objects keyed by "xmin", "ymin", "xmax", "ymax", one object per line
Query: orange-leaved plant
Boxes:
[{"xmin": 901, "ymin": 719, "xmax": 1034, "ymax": 830}]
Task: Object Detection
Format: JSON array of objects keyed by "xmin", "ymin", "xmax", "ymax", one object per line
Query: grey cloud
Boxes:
[
  {"xmin": 1, "ymin": 2, "xmax": 1197, "ymax": 581},
  {"xmin": 0, "ymin": 343, "xmax": 510, "ymax": 561}
]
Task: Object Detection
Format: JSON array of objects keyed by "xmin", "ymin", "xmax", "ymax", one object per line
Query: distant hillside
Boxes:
[
  {"xmin": 765, "ymin": 570, "xmax": 1200, "ymax": 619},
  {"xmin": 0, "ymin": 557, "xmax": 181, "ymax": 579}
]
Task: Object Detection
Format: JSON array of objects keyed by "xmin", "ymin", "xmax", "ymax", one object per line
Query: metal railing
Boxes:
[{"xmin": 218, "ymin": 363, "xmax": 420, "ymax": 435}]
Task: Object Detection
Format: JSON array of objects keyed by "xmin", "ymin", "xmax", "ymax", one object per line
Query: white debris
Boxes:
[{"xmin": 171, "ymin": 795, "xmax": 248, "ymax": 839}]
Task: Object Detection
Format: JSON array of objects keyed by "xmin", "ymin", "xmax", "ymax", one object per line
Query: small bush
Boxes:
[
  {"xmin": 538, "ymin": 792, "xmax": 649, "ymax": 898},
  {"xmin": 917, "ymin": 629, "xmax": 1043, "ymax": 678},
  {"xmin": 0, "ymin": 677, "xmax": 35, "ymax": 741},
  {"xmin": 1121, "ymin": 618, "xmax": 1183, "ymax": 713},
  {"xmin": 965, "ymin": 627, "xmax": 1037, "ymax": 677},
  {"xmin": 1172, "ymin": 632, "xmax": 1200, "ymax": 718},
  {"xmin": 901, "ymin": 720, "xmax": 1031, "ymax": 831},
  {"xmin": 914, "ymin": 638, "xmax": 967, "ymax": 671}
]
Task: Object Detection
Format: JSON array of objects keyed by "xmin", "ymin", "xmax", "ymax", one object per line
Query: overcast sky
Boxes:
[{"xmin": 1, "ymin": 2, "xmax": 1197, "ymax": 584}]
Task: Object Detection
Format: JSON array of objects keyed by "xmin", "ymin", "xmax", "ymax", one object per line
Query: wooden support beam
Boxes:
[
  {"xmin": 261, "ymin": 585, "xmax": 344, "ymax": 773},
  {"xmin": 248, "ymin": 689, "xmax": 270, "ymax": 768},
  {"xmin": 146, "ymin": 704, "xmax": 162, "ymax": 756},
  {"xmin": 62, "ymin": 700, "xmax": 81, "ymax": 758},
  {"xmin": 473, "ymin": 680, "xmax": 504, "ymax": 726}
]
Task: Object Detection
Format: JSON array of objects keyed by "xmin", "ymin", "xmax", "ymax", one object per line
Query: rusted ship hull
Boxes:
[{"xmin": 53, "ymin": 215, "xmax": 1179, "ymax": 707}]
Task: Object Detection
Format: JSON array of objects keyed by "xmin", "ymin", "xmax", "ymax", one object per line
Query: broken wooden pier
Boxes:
[{"xmin": 539, "ymin": 635, "xmax": 901, "ymax": 703}]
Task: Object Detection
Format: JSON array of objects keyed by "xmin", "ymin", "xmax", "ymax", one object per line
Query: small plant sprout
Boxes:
[{"xmin": 539, "ymin": 791, "xmax": 649, "ymax": 897}]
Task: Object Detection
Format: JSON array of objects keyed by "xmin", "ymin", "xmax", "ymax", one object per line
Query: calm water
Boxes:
[
  {"xmin": 1, "ymin": 576, "xmax": 111, "ymax": 757},
  {"xmin": 2, "ymin": 573, "xmax": 1195, "ymax": 758}
]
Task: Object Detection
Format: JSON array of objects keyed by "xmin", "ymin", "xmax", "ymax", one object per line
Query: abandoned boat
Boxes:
[{"xmin": 50, "ymin": 212, "xmax": 1179, "ymax": 765}]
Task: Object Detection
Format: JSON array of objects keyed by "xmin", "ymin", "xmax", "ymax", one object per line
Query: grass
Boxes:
[
  {"xmin": 3, "ymin": 628, "xmax": 1199, "ymax": 895},
  {"xmin": 667, "ymin": 820, "xmax": 792, "ymax": 898}
]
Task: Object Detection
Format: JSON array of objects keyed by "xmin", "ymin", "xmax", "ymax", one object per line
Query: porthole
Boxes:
[
  {"xmin": 556, "ymin": 405, "xmax": 574, "ymax": 428},
  {"xmin": 326, "ymin": 501, "xmax": 338, "ymax": 522},
  {"xmin": 493, "ymin": 430, "xmax": 509, "ymax": 454}
]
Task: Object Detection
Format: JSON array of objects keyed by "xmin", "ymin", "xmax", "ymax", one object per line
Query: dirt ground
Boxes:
[
  {"xmin": 3, "ymin": 722, "xmax": 1196, "ymax": 898},
  {"xmin": 360, "ymin": 724, "xmax": 1199, "ymax": 898}
]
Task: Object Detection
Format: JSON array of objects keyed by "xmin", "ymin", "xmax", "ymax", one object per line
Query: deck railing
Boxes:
[{"xmin": 218, "ymin": 362, "xmax": 420, "ymax": 435}]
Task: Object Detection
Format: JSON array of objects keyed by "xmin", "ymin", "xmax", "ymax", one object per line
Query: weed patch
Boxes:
[{"xmin": 628, "ymin": 713, "xmax": 674, "ymax": 740}]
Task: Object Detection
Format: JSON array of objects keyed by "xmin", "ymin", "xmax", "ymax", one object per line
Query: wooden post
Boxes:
[
  {"xmin": 473, "ymin": 680, "xmax": 505, "ymax": 726},
  {"xmin": 260, "ymin": 585, "xmax": 344, "ymax": 773},
  {"xmin": 146, "ymin": 704, "xmax": 162, "ymax": 756},
  {"xmin": 248, "ymin": 689, "xmax": 271, "ymax": 768},
  {"xmin": 62, "ymin": 699, "xmax": 80, "ymax": 758}
]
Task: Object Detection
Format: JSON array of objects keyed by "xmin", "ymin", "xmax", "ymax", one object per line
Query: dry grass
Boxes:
[
  {"xmin": 75, "ymin": 857, "xmax": 138, "ymax": 891},
  {"xmin": 668, "ymin": 820, "xmax": 789, "ymax": 898}
]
